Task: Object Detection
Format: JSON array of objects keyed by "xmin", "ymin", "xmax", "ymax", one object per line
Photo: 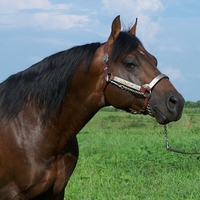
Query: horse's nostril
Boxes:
[
  {"xmin": 170, "ymin": 96, "xmax": 177, "ymax": 104},
  {"xmin": 168, "ymin": 96, "xmax": 178, "ymax": 110}
]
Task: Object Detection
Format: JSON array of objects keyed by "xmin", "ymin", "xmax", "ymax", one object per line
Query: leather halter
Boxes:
[{"xmin": 102, "ymin": 42, "xmax": 168, "ymax": 114}]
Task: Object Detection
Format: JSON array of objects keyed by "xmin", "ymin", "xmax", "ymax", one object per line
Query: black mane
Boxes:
[{"xmin": 0, "ymin": 43, "xmax": 101, "ymax": 120}]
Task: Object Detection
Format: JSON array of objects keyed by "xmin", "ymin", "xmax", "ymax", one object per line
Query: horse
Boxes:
[{"xmin": 0, "ymin": 16, "xmax": 184, "ymax": 199}]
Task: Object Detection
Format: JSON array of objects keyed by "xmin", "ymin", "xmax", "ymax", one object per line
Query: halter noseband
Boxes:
[{"xmin": 102, "ymin": 43, "xmax": 168, "ymax": 115}]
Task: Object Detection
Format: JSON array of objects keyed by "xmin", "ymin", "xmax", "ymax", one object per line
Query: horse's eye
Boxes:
[
  {"xmin": 124, "ymin": 58, "xmax": 138, "ymax": 69},
  {"xmin": 125, "ymin": 61, "xmax": 137, "ymax": 69},
  {"xmin": 124, "ymin": 59, "xmax": 138, "ymax": 69}
]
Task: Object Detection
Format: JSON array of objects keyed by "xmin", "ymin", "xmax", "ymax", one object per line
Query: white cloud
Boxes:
[
  {"xmin": 136, "ymin": 0, "xmax": 164, "ymax": 12},
  {"xmin": 161, "ymin": 67, "xmax": 182, "ymax": 80},
  {"xmin": 135, "ymin": 15, "xmax": 161, "ymax": 45},
  {"xmin": 101, "ymin": 0, "xmax": 164, "ymax": 46},
  {"xmin": 0, "ymin": 0, "xmax": 69, "ymax": 12},
  {"xmin": 0, "ymin": 0, "xmax": 165, "ymax": 38},
  {"xmin": 0, "ymin": 0, "xmax": 88, "ymax": 30},
  {"xmin": 101, "ymin": 0, "xmax": 164, "ymax": 15},
  {"xmin": 31, "ymin": 13, "xmax": 88, "ymax": 30}
]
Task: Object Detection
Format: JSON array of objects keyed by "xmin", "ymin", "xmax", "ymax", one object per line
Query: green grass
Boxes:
[{"xmin": 65, "ymin": 108, "xmax": 200, "ymax": 200}]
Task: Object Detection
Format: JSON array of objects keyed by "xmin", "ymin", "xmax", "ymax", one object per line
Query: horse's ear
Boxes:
[
  {"xmin": 129, "ymin": 18, "xmax": 138, "ymax": 36},
  {"xmin": 107, "ymin": 15, "xmax": 121, "ymax": 46}
]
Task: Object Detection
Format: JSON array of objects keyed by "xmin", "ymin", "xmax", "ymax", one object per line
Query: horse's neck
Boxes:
[
  {"xmin": 53, "ymin": 67, "xmax": 106, "ymax": 152},
  {"xmin": 58, "ymin": 89, "xmax": 105, "ymax": 138}
]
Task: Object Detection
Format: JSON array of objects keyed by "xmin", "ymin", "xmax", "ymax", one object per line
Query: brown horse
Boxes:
[{"xmin": 0, "ymin": 16, "xmax": 184, "ymax": 199}]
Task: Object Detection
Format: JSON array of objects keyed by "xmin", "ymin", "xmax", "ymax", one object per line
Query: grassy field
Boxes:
[{"xmin": 65, "ymin": 107, "xmax": 200, "ymax": 200}]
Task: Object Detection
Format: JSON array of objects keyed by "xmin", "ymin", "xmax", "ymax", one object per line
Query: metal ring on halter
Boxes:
[{"xmin": 143, "ymin": 85, "xmax": 151, "ymax": 99}]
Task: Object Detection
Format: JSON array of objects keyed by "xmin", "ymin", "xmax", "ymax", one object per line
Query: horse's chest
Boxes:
[{"xmin": 26, "ymin": 152, "xmax": 77, "ymax": 197}]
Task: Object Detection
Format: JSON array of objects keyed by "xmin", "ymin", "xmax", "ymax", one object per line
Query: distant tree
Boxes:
[
  {"xmin": 184, "ymin": 101, "xmax": 196, "ymax": 108},
  {"xmin": 196, "ymin": 100, "xmax": 200, "ymax": 107}
]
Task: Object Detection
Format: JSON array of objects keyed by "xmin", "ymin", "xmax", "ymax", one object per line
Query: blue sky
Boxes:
[{"xmin": 0, "ymin": 0, "xmax": 200, "ymax": 101}]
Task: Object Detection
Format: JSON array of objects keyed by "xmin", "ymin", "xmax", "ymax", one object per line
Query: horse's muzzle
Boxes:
[{"xmin": 151, "ymin": 92, "xmax": 185, "ymax": 124}]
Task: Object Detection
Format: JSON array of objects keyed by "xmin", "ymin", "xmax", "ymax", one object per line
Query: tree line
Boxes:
[{"xmin": 185, "ymin": 100, "xmax": 200, "ymax": 108}]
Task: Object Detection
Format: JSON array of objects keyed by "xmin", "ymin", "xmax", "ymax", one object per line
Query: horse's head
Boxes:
[{"xmin": 103, "ymin": 16, "xmax": 184, "ymax": 124}]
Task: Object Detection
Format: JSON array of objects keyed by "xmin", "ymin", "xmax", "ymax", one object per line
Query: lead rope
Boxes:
[{"xmin": 164, "ymin": 125, "xmax": 200, "ymax": 155}]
